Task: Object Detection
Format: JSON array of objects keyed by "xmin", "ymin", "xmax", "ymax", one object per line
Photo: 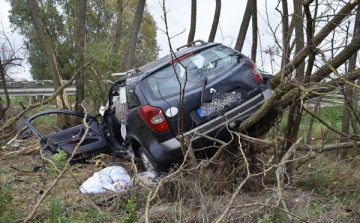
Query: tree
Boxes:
[
  {"xmin": 25, "ymin": 0, "xmax": 71, "ymax": 121},
  {"xmin": 0, "ymin": 31, "xmax": 23, "ymax": 121},
  {"xmin": 208, "ymin": 0, "xmax": 221, "ymax": 42},
  {"xmin": 187, "ymin": 0, "xmax": 197, "ymax": 43},
  {"xmin": 341, "ymin": 1, "xmax": 360, "ymax": 158},
  {"xmin": 239, "ymin": 1, "xmax": 360, "ymax": 138},
  {"xmin": 250, "ymin": 0, "xmax": 257, "ymax": 61},
  {"xmin": 112, "ymin": 0, "xmax": 125, "ymax": 57},
  {"xmin": 234, "ymin": 0, "xmax": 252, "ymax": 52},
  {"xmin": 74, "ymin": 0, "xmax": 87, "ymax": 113},
  {"xmin": 9, "ymin": 0, "xmax": 158, "ymax": 114},
  {"xmin": 125, "ymin": 0, "xmax": 146, "ymax": 71}
]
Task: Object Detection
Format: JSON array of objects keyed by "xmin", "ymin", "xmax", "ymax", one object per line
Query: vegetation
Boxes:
[{"xmin": 1, "ymin": 0, "xmax": 360, "ymax": 222}]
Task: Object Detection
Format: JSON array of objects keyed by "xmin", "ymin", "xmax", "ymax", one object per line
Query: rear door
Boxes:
[
  {"xmin": 26, "ymin": 110, "xmax": 108, "ymax": 161},
  {"xmin": 140, "ymin": 44, "xmax": 263, "ymax": 136}
]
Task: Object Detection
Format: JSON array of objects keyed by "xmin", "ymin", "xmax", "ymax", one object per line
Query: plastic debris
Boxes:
[
  {"xmin": 132, "ymin": 172, "xmax": 159, "ymax": 187},
  {"xmin": 79, "ymin": 166, "xmax": 131, "ymax": 194}
]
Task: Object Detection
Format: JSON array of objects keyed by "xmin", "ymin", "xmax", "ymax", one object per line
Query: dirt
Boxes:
[{"xmin": 0, "ymin": 136, "xmax": 138, "ymax": 221}]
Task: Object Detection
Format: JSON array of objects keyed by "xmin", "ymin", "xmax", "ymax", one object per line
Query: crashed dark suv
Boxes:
[{"xmin": 26, "ymin": 40, "xmax": 273, "ymax": 172}]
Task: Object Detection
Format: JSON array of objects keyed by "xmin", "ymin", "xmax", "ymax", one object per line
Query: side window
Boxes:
[{"xmin": 127, "ymin": 87, "xmax": 141, "ymax": 109}]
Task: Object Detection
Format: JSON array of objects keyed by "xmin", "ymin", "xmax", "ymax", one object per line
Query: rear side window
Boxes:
[{"xmin": 144, "ymin": 45, "xmax": 238, "ymax": 98}]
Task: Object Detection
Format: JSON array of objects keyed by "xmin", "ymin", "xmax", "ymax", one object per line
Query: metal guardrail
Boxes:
[{"xmin": 0, "ymin": 80, "xmax": 76, "ymax": 96}]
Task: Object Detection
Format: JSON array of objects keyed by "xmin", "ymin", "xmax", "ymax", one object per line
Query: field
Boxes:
[{"xmin": 1, "ymin": 102, "xmax": 360, "ymax": 222}]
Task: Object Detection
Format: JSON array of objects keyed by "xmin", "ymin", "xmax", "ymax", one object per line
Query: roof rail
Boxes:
[{"xmin": 176, "ymin": 40, "xmax": 207, "ymax": 51}]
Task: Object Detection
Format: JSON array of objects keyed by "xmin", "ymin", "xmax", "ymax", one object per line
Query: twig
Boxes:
[
  {"xmin": 232, "ymin": 202, "xmax": 308, "ymax": 222},
  {"xmin": 2, "ymin": 126, "xmax": 28, "ymax": 149},
  {"xmin": 215, "ymin": 132, "xmax": 251, "ymax": 223}
]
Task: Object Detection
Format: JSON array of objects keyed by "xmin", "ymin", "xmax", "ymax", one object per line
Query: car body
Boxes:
[{"xmin": 26, "ymin": 40, "xmax": 273, "ymax": 172}]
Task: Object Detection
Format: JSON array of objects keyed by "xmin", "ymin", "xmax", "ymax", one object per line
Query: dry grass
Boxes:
[{"xmin": 1, "ymin": 137, "xmax": 360, "ymax": 222}]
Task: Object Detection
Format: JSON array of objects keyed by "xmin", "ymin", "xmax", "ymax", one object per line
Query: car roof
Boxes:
[{"xmin": 132, "ymin": 41, "xmax": 220, "ymax": 80}]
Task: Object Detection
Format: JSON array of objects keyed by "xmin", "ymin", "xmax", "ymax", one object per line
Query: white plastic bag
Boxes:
[{"xmin": 79, "ymin": 166, "xmax": 131, "ymax": 194}]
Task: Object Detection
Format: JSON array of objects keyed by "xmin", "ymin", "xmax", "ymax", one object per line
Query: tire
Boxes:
[{"xmin": 139, "ymin": 146, "xmax": 162, "ymax": 173}]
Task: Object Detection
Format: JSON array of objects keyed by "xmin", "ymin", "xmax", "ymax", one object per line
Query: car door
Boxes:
[{"xmin": 26, "ymin": 109, "xmax": 108, "ymax": 161}]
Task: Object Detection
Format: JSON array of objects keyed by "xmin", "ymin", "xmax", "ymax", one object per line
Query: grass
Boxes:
[{"xmin": 1, "ymin": 100, "xmax": 360, "ymax": 222}]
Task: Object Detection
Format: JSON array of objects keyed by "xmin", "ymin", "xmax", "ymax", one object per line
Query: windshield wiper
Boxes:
[{"xmin": 200, "ymin": 77, "xmax": 208, "ymax": 104}]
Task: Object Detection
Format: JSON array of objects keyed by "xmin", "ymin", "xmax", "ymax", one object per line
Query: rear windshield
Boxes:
[{"xmin": 144, "ymin": 45, "xmax": 238, "ymax": 98}]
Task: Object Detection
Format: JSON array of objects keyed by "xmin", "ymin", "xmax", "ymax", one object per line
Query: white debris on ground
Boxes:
[{"xmin": 79, "ymin": 166, "xmax": 131, "ymax": 194}]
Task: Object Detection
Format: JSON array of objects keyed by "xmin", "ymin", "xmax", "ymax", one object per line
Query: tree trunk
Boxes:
[
  {"xmin": 341, "ymin": 2, "xmax": 360, "ymax": 158},
  {"xmin": 112, "ymin": 0, "xmax": 124, "ymax": 56},
  {"xmin": 234, "ymin": 0, "xmax": 252, "ymax": 52},
  {"xmin": 0, "ymin": 59, "xmax": 10, "ymax": 121},
  {"xmin": 250, "ymin": 0, "xmax": 257, "ymax": 61},
  {"xmin": 282, "ymin": 0, "xmax": 305, "ymax": 167},
  {"xmin": 26, "ymin": 0, "xmax": 70, "ymax": 126},
  {"xmin": 74, "ymin": 0, "xmax": 87, "ymax": 114},
  {"xmin": 280, "ymin": 0, "xmax": 290, "ymax": 85},
  {"xmin": 125, "ymin": 0, "xmax": 146, "ymax": 71},
  {"xmin": 188, "ymin": 0, "xmax": 197, "ymax": 43},
  {"xmin": 208, "ymin": 0, "xmax": 221, "ymax": 42}
]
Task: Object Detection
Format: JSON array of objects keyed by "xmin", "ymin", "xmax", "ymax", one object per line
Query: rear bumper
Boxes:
[{"xmin": 155, "ymin": 87, "xmax": 273, "ymax": 156}]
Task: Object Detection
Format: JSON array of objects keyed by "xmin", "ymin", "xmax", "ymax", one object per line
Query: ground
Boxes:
[{"xmin": 1, "ymin": 136, "xmax": 360, "ymax": 222}]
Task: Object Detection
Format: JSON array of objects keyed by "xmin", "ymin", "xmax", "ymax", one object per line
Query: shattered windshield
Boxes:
[{"xmin": 144, "ymin": 45, "xmax": 238, "ymax": 98}]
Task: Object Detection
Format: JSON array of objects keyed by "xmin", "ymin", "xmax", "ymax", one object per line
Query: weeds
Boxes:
[
  {"xmin": 118, "ymin": 196, "xmax": 137, "ymax": 223},
  {"xmin": 0, "ymin": 184, "xmax": 14, "ymax": 222},
  {"xmin": 46, "ymin": 148, "xmax": 68, "ymax": 175}
]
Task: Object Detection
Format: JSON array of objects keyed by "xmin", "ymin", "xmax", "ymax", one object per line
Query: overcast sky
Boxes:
[{"xmin": 0, "ymin": 0, "xmax": 285, "ymax": 80}]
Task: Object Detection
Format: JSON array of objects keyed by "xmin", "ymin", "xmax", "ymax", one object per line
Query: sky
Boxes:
[{"xmin": 0, "ymin": 0, "xmax": 285, "ymax": 80}]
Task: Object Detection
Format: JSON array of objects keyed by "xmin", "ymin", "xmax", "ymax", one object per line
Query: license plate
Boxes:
[{"xmin": 197, "ymin": 107, "xmax": 207, "ymax": 118}]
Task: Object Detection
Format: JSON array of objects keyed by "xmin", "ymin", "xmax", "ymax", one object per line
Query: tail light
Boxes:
[
  {"xmin": 248, "ymin": 59, "xmax": 263, "ymax": 85},
  {"xmin": 139, "ymin": 105, "xmax": 170, "ymax": 132}
]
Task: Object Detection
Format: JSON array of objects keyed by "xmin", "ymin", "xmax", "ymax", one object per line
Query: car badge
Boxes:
[{"xmin": 210, "ymin": 88, "xmax": 216, "ymax": 94}]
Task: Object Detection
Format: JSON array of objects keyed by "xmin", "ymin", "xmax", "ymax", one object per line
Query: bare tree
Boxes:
[
  {"xmin": 341, "ymin": 1, "xmax": 360, "ymax": 158},
  {"xmin": 125, "ymin": 0, "xmax": 146, "ymax": 71},
  {"xmin": 280, "ymin": 0, "xmax": 305, "ymax": 175},
  {"xmin": 208, "ymin": 0, "xmax": 221, "ymax": 42},
  {"xmin": 234, "ymin": 0, "xmax": 252, "ymax": 52},
  {"xmin": 0, "ymin": 34, "xmax": 22, "ymax": 120},
  {"xmin": 188, "ymin": 0, "xmax": 197, "ymax": 43},
  {"xmin": 74, "ymin": 0, "xmax": 87, "ymax": 113},
  {"xmin": 250, "ymin": 0, "xmax": 257, "ymax": 61}
]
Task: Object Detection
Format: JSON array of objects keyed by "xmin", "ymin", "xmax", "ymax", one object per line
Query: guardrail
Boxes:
[{"xmin": 0, "ymin": 80, "xmax": 76, "ymax": 96}]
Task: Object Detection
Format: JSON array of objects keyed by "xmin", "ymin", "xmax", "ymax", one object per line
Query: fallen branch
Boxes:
[
  {"xmin": 1, "ymin": 126, "xmax": 28, "ymax": 149},
  {"xmin": 297, "ymin": 141, "xmax": 360, "ymax": 152},
  {"xmin": 4, "ymin": 144, "xmax": 40, "ymax": 156},
  {"xmin": 275, "ymin": 138, "xmax": 301, "ymax": 222}
]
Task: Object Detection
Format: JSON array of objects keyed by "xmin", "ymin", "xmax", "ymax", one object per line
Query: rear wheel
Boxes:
[{"xmin": 139, "ymin": 146, "xmax": 162, "ymax": 173}]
